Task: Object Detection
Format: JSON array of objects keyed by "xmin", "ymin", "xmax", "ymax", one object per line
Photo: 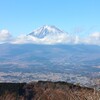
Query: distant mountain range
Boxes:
[{"xmin": 0, "ymin": 43, "xmax": 100, "ymax": 87}]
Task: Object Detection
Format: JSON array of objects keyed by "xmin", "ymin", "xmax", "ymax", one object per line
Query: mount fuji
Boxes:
[
  {"xmin": 28, "ymin": 25, "xmax": 67, "ymax": 38},
  {"xmin": 11, "ymin": 25, "xmax": 71, "ymax": 44}
]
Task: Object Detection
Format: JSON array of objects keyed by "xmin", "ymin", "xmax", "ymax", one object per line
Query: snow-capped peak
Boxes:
[{"xmin": 29, "ymin": 25, "xmax": 67, "ymax": 38}]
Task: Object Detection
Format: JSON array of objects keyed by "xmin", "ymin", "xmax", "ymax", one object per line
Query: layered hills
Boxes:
[{"xmin": 0, "ymin": 44, "xmax": 100, "ymax": 87}]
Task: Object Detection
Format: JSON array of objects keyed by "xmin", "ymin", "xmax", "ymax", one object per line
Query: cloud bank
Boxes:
[
  {"xmin": 0, "ymin": 29, "xmax": 100, "ymax": 45},
  {"xmin": 12, "ymin": 33, "xmax": 72, "ymax": 44},
  {"xmin": 0, "ymin": 30, "xmax": 12, "ymax": 43}
]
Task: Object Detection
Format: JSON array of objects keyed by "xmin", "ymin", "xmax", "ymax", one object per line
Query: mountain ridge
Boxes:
[{"xmin": 0, "ymin": 81, "xmax": 100, "ymax": 100}]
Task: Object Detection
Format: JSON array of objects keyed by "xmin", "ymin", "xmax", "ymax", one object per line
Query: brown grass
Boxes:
[{"xmin": 0, "ymin": 81, "xmax": 100, "ymax": 100}]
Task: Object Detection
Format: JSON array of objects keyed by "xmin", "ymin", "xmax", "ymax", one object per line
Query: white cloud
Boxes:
[
  {"xmin": 11, "ymin": 32, "xmax": 100, "ymax": 45},
  {"xmin": 11, "ymin": 35, "xmax": 36, "ymax": 44},
  {"xmin": 41, "ymin": 34, "xmax": 71, "ymax": 44},
  {"xmin": 90, "ymin": 32, "xmax": 100, "ymax": 40},
  {"xmin": 11, "ymin": 34, "xmax": 71, "ymax": 44},
  {"xmin": 81, "ymin": 32, "xmax": 100, "ymax": 45},
  {"xmin": 72, "ymin": 36, "xmax": 81, "ymax": 44},
  {"xmin": 0, "ymin": 29, "xmax": 12, "ymax": 42},
  {"xmin": 1, "ymin": 29, "xmax": 100, "ymax": 45}
]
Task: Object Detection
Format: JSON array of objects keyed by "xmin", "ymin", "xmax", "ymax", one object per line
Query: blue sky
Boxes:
[{"xmin": 0, "ymin": 0, "xmax": 100, "ymax": 36}]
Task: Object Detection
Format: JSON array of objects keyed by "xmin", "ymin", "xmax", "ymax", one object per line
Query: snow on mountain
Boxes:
[
  {"xmin": 11, "ymin": 25, "xmax": 81, "ymax": 44},
  {"xmin": 11, "ymin": 25, "xmax": 83, "ymax": 44},
  {"xmin": 29, "ymin": 25, "xmax": 67, "ymax": 38},
  {"xmin": 1, "ymin": 25, "xmax": 100, "ymax": 45},
  {"xmin": 12, "ymin": 25, "xmax": 70, "ymax": 44},
  {"xmin": 11, "ymin": 25, "xmax": 78, "ymax": 44}
]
